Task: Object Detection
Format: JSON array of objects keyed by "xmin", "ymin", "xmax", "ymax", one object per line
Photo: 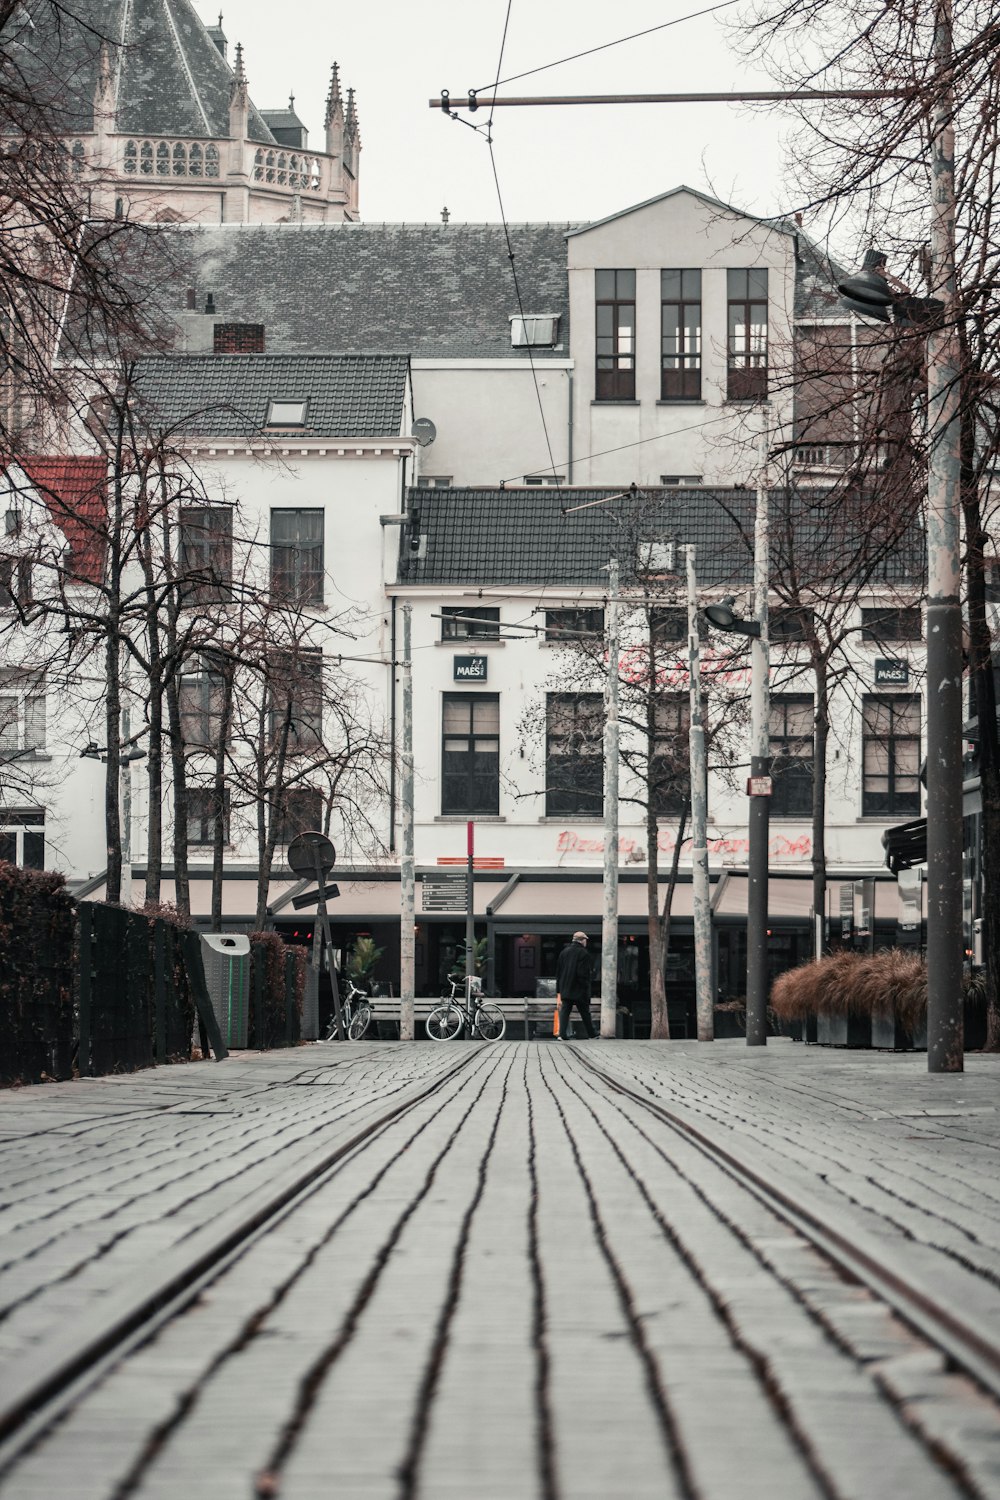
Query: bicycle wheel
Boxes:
[
  {"xmin": 426, "ymin": 1004, "xmax": 463, "ymax": 1041},
  {"xmin": 474, "ymin": 1003, "xmax": 506, "ymax": 1041},
  {"xmin": 347, "ymin": 1004, "xmax": 373, "ymax": 1041}
]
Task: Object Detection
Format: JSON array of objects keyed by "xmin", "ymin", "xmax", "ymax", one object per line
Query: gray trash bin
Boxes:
[{"xmin": 200, "ymin": 934, "xmax": 251, "ymax": 1047}]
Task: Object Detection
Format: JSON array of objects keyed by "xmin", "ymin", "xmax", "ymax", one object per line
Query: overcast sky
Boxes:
[{"xmin": 198, "ymin": 0, "xmax": 806, "ymax": 229}]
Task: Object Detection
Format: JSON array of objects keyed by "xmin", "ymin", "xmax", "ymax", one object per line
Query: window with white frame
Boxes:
[
  {"xmin": 0, "ymin": 808, "xmax": 44, "ymax": 868},
  {"xmin": 0, "ymin": 556, "xmax": 32, "ymax": 609},
  {"xmin": 178, "ymin": 659, "xmax": 225, "ymax": 751},
  {"xmin": 0, "ymin": 671, "xmax": 45, "ymax": 754},
  {"xmin": 524, "ymin": 475, "xmax": 566, "ymax": 487},
  {"xmin": 511, "ymin": 314, "xmax": 560, "ymax": 348},
  {"xmin": 269, "ymin": 648, "xmax": 324, "ymax": 752},
  {"xmin": 862, "ymin": 696, "xmax": 921, "ymax": 816},
  {"xmin": 660, "ymin": 475, "xmax": 703, "ymax": 487},
  {"xmin": 441, "ymin": 606, "xmax": 501, "ymax": 641},
  {"xmin": 187, "ymin": 787, "xmax": 230, "ymax": 846},
  {"xmin": 415, "ymin": 475, "xmax": 453, "ymax": 488},
  {"xmin": 546, "ymin": 693, "xmax": 603, "ymax": 816}
]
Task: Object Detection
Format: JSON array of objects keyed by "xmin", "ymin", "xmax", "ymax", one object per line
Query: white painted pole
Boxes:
[
  {"xmin": 600, "ymin": 558, "xmax": 620, "ymax": 1038},
  {"xmin": 399, "ymin": 604, "xmax": 415, "ymax": 1040},
  {"xmin": 686, "ymin": 546, "xmax": 713, "ymax": 1040},
  {"xmin": 924, "ymin": 0, "xmax": 963, "ymax": 1073}
]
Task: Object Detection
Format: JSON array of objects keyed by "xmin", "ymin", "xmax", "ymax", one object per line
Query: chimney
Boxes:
[{"xmin": 214, "ymin": 323, "xmax": 265, "ymax": 353}]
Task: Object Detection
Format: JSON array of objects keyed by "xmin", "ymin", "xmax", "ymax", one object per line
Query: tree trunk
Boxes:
[
  {"xmin": 104, "ymin": 629, "xmax": 122, "ymax": 903},
  {"xmin": 140, "ymin": 526, "xmax": 163, "ymax": 903},
  {"xmin": 255, "ymin": 695, "xmax": 293, "ymax": 928},
  {"xmin": 160, "ymin": 505, "xmax": 190, "ymax": 916},
  {"xmin": 648, "ymin": 804, "xmax": 668, "ymax": 1038},
  {"xmin": 650, "ymin": 805, "xmax": 688, "ymax": 1039},
  {"xmin": 960, "ymin": 368, "xmax": 1000, "ymax": 1049},
  {"xmin": 812, "ymin": 656, "xmax": 829, "ymax": 957},
  {"xmin": 210, "ymin": 669, "xmax": 234, "ymax": 932}
]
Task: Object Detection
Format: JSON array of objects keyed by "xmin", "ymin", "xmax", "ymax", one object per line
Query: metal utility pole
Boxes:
[
  {"xmin": 399, "ymin": 604, "xmax": 415, "ymax": 1041},
  {"xmin": 601, "ymin": 558, "xmax": 620, "ymax": 1038},
  {"xmin": 925, "ymin": 0, "xmax": 964, "ymax": 1072},
  {"xmin": 746, "ymin": 433, "xmax": 771, "ymax": 1047},
  {"xmin": 466, "ymin": 819, "xmax": 476, "ymax": 1000},
  {"xmin": 686, "ymin": 547, "xmax": 713, "ymax": 1041}
]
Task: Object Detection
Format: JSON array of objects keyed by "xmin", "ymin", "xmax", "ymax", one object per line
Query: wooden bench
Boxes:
[{"xmin": 364, "ymin": 996, "xmax": 601, "ymax": 1040}]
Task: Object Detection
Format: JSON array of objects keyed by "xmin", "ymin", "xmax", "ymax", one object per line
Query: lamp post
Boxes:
[
  {"xmin": 835, "ymin": 83, "xmax": 963, "ymax": 1072},
  {"xmin": 80, "ymin": 734, "xmax": 147, "ymax": 904},
  {"xmin": 703, "ymin": 455, "xmax": 771, "ymax": 1047}
]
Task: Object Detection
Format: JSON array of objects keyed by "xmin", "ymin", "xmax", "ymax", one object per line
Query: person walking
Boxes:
[{"xmin": 555, "ymin": 931, "xmax": 597, "ymax": 1040}]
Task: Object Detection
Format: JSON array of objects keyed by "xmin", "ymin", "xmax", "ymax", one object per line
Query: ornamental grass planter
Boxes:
[{"xmin": 771, "ymin": 949, "xmax": 928, "ymax": 1051}]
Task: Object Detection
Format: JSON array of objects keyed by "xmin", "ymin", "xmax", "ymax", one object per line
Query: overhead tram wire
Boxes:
[
  {"xmin": 473, "ymin": 0, "xmax": 744, "ymax": 94},
  {"xmin": 477, "ymin": 0, "xmax": 563, "ymax": 491}
]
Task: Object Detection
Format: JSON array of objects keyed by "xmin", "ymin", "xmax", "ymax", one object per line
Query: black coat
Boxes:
[{"xmin": 556, "ymin": 941, "xmax": 592, "ymax": 1001}]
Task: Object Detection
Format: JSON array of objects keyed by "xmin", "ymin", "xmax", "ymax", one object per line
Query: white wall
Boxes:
[{"xmin": 567, "ymin": 189, "xmax": 797, "ymax": 488}]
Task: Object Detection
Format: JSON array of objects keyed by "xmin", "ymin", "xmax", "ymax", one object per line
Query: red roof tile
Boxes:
[{"xmin": 18, "ymin": 457, "xmax": 108, "ymax": 584}]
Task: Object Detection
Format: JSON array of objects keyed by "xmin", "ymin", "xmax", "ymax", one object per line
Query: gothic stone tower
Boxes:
[{"xmin": 31, "ymin": 1, "xmax": 360, "ymax": 224}]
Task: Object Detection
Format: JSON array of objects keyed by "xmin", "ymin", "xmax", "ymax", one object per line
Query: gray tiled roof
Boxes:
[
  {"xmin": 134, "ymin": 354, "xmax": 410, "ymax": 438},
  {"xmin": 25, "ymin": 0, "xmax": 274, "ymax": 142},
  {"xmin": 402, "ymin": 488, "xmax": 756, "ymax": 589},
  {"xmin": 161, "ymin": 223, "xmax": 575, "ymax": 359},
  {"xmin": 401, "ymin": 487, "xmax": 924, "ymax": 589}
]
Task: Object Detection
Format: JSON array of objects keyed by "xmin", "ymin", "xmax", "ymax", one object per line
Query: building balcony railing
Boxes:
[{"xmin": 102, "ymin": 136, "xmax": 332, "ymax": 195}]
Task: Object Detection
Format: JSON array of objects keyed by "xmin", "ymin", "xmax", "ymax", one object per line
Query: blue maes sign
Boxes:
[{"xmin": 454, "ymin": 655, "xmax": 487, "ymax": 682}]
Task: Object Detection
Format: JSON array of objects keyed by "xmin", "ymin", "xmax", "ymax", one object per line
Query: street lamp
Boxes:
[
  {"xmin": 704, "ymin": 582, "xmax": 771, "ymax": 1048},
  {"xmin": 836, "ymin": 243, "xmax": 964, "ymax": 1073},
  {"xmin": 80, "ymin": 739, "xmax": 147, "ymax": 903}
]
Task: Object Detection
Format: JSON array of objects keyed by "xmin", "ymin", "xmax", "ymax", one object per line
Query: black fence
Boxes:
[
  {"xmin": 78, "ymin": 903, "xmax": 196, "ymax": 1076},
  {"xmin": 0, "ymin": 864, "xmax": 75, "ymax": 1086},
  {"xmin": 1, "ymin": 861, "xmax": 306, "ymax": 1087}
]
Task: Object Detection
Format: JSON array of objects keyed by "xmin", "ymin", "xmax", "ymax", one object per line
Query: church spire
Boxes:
[
  {"xmin": 345, "ymin": 85, "xmax": 359, "ymax": 146},
  {"xmin": 324, "ymin": 62, "xmax": 342, "ymax": 129},
  {"xmin": 93, "ymin": 38, "xmax": 117, "ymax": 126},
  {"xmin": 228, "ymin": 41, "xmax": 249, "ymax": 139},
  {"xmin": 324, "ymin": 61, "xmax": 344, "ymax": 157}
]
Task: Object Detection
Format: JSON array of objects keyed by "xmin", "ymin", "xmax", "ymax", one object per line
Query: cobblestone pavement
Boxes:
[{"xmin": 1, "ymin": 1039, "xmax": 999, "ymax": 1499}]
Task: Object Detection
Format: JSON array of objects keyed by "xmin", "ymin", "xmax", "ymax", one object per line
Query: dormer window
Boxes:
[
  {"xmin": 510, "ymin": 315, "xmax": 560, "ymax": 348},
  {"xmin": 266, "ymin": 399, "xmax": 308, "ymax": 429}
]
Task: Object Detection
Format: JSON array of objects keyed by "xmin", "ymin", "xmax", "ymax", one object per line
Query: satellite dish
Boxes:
[{"xmin": 411, "ymin": 418, "xmax": 437, "ymax": 447}]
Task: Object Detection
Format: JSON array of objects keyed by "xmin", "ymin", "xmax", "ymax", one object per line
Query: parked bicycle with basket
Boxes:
[{"xmin": 425, "ymin": 975, "xmax": 506, "ymax": 1041}]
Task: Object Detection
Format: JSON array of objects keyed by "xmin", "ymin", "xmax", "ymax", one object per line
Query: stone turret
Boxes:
[
  {"xmin": 225, "ymin": 42, "xmax": 251, "ymax": 221},
  {"xmin": 343, "ymin": 86, "xmax": 360, "ymax": 217},
  {"xmin": 324, "ymin": 63, "xmax": 343, "ymax": 159}
]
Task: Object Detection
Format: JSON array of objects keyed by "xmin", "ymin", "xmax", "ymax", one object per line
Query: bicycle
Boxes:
[
  {"xmin": 425, "ymin": 976, "xmax": 506, "ymax": 1042},
  {"xmin": 322, "ymin": 977, "xmax": 376, "ymax": 1042}
]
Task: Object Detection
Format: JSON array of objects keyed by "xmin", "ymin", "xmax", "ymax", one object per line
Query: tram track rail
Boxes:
[
  {"xmin": 572, "ymin": 1047, "xmax": 1000, "ymax": 1408},
  {"xmin": 0, "ymin": 1047, "xmax": 481, "ymax": 1470}
]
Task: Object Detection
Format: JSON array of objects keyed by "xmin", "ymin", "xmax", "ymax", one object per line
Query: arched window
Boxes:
[
  {"xmin": 205, "ymin": 144, "xmax": 220, "ymax": 178},
  {"xmin": 156, "ymin": 140, "xmax": 170, "ymax": 176},
  {"xmin": 252, "ymin": 148, "xmax": 263, "ymax": 180},
  {"xmin": 123, "ymin": 140, "xmax": 138, "ymax": 174},
  {"xmin": 139, "ymin": 140, "xmax": 153, "ymax": 175},
  {"xmin": 190, "ymin": 143, "xmax": 204, "ymax": 177},
  {"xmin": 172, "ymin": 142, "xmax": 187, "ymax": 176}
]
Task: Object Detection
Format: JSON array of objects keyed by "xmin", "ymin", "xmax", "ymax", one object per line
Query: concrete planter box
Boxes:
[
  {"xmin": 815, "ymin": 1011, "xmax": 872, "ymax": 1047},
  {"xmin": 804, "ymin": 1013, "xmax": 818, "ymax": 1043},
  {"xmin": 871, "ymin": 1012, "xmax": 928, "ymax": 1050}
]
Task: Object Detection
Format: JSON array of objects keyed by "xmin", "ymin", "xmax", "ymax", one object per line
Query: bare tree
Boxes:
[{"xmin": 734, "ymin": 0, "xmax": 1000, "ymax": 1044}]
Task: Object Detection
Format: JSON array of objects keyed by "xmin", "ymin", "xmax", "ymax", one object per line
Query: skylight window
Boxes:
[
  {"xmin": 510, "ymin": 315, "xmax": 560, "ymax": 348},
  {"xmin": 266, "ymin": 399, "xmax": 308, "ymax": 428}
]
